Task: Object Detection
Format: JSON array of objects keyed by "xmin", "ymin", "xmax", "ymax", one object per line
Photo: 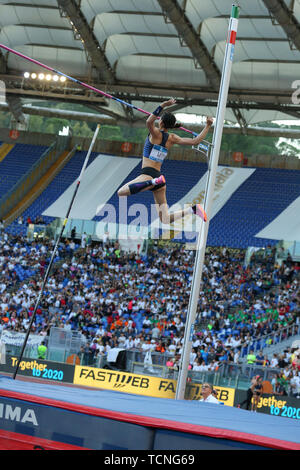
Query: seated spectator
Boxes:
[{"xmin": 0, "ymin": 232, "xmax": 298, "ymax": 379}]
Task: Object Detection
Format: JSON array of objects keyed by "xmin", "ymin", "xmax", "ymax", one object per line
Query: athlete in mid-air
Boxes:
[{"xmin": 117, "ymin": 98, "xmax": 213, "ymax": 224}]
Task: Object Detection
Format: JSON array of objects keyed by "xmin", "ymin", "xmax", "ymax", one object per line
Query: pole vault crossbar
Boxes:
[
  {"xmin": 0, "ymin": 43, "xmax": 199, "ymax": 137},
  {"xmin": 175, "ymin": 4, "xmax": 240, "ymax": 400},
  {"xmin": 192, "ymin": 139, "xmax": 213, "ymax": 160},
  {"xmin": 12, "ymin": 124, "xmax": 100, "ymax": 379}
]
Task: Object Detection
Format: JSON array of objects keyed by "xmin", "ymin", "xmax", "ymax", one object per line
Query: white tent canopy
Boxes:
[{"xmin": 0, "ymin": 0, "xmax": 300, "ymax": 125}]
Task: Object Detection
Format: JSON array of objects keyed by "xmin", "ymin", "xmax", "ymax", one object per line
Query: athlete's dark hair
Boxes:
[{"xmin": 161, "ymin": 112, "xmax": 181, "ymax": 129}]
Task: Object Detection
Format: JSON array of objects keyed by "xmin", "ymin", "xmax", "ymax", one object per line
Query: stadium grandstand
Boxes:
[{"xmin": 0, "ymin": 0, "xmax": 299, "ymax": 451}]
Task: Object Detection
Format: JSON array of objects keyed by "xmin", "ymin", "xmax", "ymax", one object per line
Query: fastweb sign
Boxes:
[
  {"xmin": 73, "ymin": 366, "xmax": 236, "ymax": 404},
  {"xmin": 74, "ymin": 366, "xmax": 177, "ymax": 398}
]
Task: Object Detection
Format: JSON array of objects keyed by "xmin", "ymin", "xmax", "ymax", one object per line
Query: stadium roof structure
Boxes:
[{"xmin": 0, "ymin": 0, "xmax": 300, "ymax": 131}]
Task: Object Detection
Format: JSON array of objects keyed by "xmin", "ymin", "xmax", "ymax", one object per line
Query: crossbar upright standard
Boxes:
[{"xmin": 175, "ymin": 4, "xmax": 240, "ymax": 400}]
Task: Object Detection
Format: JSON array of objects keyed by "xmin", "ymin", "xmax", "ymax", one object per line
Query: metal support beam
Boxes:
[
  {"xmin": 157, "ymin": 0, "xmax": 221, "ymax": 89},
  {"xmin": 262, "ymin": 0, "xmax": 300, "ymax": 51},
  {"xmin": 2, "ymin": 78, "xmax": 299, "ymax": 122},
  {"xmin": 5, "ymin": 94, "xmax": 25, "ymax": 124},
  {"xmin": 231, "ymin": 105, "xmax": 248, "ymax": 134},
  {"xmin": 0, "ymin": 72, "xmax": 297, "ymax": 106},
  {"xmin": 1, "ymin": 101, "xmax": 299, "ymax": 138},
  {"xmin": 0, "ymin": 51, "xmax": 7, "ymax": 74},
  {"xmin": 56, "ymin": 0, "xmax": 116, "ymax": 83}
]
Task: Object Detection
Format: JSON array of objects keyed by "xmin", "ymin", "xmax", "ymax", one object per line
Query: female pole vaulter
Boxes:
[{"xmin": 117, "ymin": 98, "xmax": 213, "ymax": 224}]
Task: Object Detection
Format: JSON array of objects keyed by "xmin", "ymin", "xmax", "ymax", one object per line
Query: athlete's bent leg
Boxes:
[{"xmin": 117, "ymin": 175, "xmax": 165, "ymax": 197}]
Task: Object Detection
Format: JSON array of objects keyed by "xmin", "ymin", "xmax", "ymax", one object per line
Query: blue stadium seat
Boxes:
[
  {"xmin": 0, "ymin": 143, "xmax": 48, "ymax": 200},
  {"xmin": 3, "ymin": 149, "xmax": 300, "ymax": 249}
]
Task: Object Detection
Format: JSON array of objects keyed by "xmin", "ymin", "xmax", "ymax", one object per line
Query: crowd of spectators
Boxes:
[{"xmin": 0, "ymin": 230, "xmax": 299, "ymax": 396}]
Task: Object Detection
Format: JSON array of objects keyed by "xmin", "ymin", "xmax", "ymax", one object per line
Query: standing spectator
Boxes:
[
  {"xmin": 271, "ymin": 373, "xmax": 278, "ymax": 392},
  {"xmin": 234, "ymin": 348, "xmax": 242, "ymax": 364},
  {"xmin": 125, "ymin": 336, "xmax": 134, "ymax": 350},
  {"xmin": 262, "ymin": 355, "xmax": 270, "ymax": 367},
  {"xmin": 274, "ymin": 377, "xmax": 286, "ymax": 396},
  {"xmin": 247, "ymin": 349, "xmax": 256, "ymax": 365},
  {"xmin": 290, "ymin": 371, "xmax": 300, "ymax": 398},
  {"xmin": 251, "ymin": 376, "xmax": 263, "ymax": 412},
  {"xmin": 292, "ymin": 352, "xmax": 300, "ymax": 371},
  {"xmin": 37, "ymin": 340, "xmax": 47, "ymax": 360},
  {"xmin": 238, "ymin": 376, "xmax": 257, "ymax": 410},
  {"xmin": 102, "ymin": 231, "xmax": 109, "ymax": 247},
  {"xmin": 270, "ymin": 353, "xmax": 279, "ymax": 368},
  {"xmin": 255, "ymin": 350, "xmax": 264, "ymax": 366},
  {"xmin": 277, "ymin": 354, "xmax": 287, "ymax": 369},
  {"xmin": 199, "ymin": 383, "xmax": 220, "ymax": 404},
  {"xmin": 81, "ymin": 232, "xmax": 87, "ymax": 249},
  {"xmin": 151, "ymin": 324, "xmax": 160, "ymax": 340}
]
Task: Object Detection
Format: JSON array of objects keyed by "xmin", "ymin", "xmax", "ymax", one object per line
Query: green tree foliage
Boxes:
[
  {"xmin": 220, "ymin": 131, "xmax": 280, "ymax": 155},
  {"xmin": 277, "ymin": 140, "xmax": 300, "ymax": 157},
  {"xmin": 220, "ymin": 122, "xmax": 299, "ymax": 156},
  {"xmin": 0, "ymin": 111, "xmax": 11, "ymax": 128}
]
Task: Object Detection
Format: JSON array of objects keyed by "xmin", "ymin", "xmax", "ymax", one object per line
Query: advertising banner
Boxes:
[
  {"xmin": 43, "ymin": 155, "xmax": 140, "ymax": 219},
  {"xmin": 0, "ymin": 355, "xmax": 75, "ymax": 384},
  {"xmin": 73, "ymin": 365, "xmax": 235, "ymax": 404},
  {"xmin": 255, "ymin": 194, "xmax": 300, "ymax": 241},
  {"xmin": 150, "ymin": 166, "xmax": 255, "ymax": 234},
  {"xmin": 0, "ymin": 330, "xmax": 43, "ymax": 347},
  {"xmin": 0, "ymin": 395, "xmax": 152, "ymax": 450},
  {"xmin": 74, "ymin": 365, "xmax": 177, "ymax": 398},
  {"xmin": 186, "ymin": 383, "xmax": 235, "ymax": 406},
  {"xmin": 234, "ymin": 389, "xmax": 300, "ymax": 420}
]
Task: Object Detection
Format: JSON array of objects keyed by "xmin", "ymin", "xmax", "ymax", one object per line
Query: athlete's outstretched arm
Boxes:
[
  {"xmin": 171, "ymin": 116, "xmax": 213, "ymax": 146},
  {"xmin": 146, "ymin": 98, "xmax": 176, "ymax": 137}
]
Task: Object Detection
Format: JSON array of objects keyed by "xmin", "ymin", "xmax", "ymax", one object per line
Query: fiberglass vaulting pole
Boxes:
[
  {"xmin": 175, "ymin": 4, "xmax": 240, "ymax": 400},
  {"xmin": 0, "ymin": 44, "xmax": 197, "ymax": 138},
  {"xmin": 12, "ymin": 124, "xmax": 100, "ymax": 380}
]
